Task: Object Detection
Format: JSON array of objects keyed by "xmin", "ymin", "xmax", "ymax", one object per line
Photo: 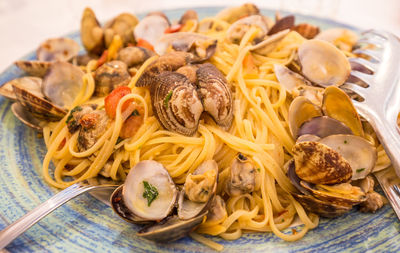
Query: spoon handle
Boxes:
[{"xmin": 0, "ymin": 183, "xmax": 115, "ymax": 250}]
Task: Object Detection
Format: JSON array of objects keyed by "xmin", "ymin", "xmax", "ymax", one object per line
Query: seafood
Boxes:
[
  {"xmin": 81, "ymin": 7, "xmax": 104, "ymax": 55},
  {"xmin": 111, "ymin": 160, "xmax": 217, "ymax": 242},
  {"xmin": 15, "ymin": 60, "xmax": 51, "ymax": 77},
  {"xmin": 250, "ymin": 29, "xmax": 290, "ymax": 55},
  {"xmin": 267, "ymin": 15, "xmax": 294, "ymax": 35},
  {"xmin": 226, "ymin": 15, "xmax": 269, "ymax": 44},
  {"xmin": 94, "ymin": 60, "xmax": 130, "ymax": 96},
  {"xmin": 151, "ymin": 71, "xmax": 203, "ymax": 136},
  {"xmin": 196, "ymin": 63, "xmax": 233, "ymax": 128},
  {"xmin": 225, "ymin": 153, "xmax": 256, "ymax": 196},
  {"xmin": 0, "ymin": 77, "xmax": 41, "ymax": 101},
  {"xmin": 36, "ymin": 38, "xmax": 79, "ymax": 62},
  {"xmin": 288, "ymin": 96, "xmax": 322, "ymax": 139},
  {"xmin": 134, "ymin": 14, "xmax": 169, "ymax": 47},
  {"xmin": 315, "ymin": 28, "xmax": 358, "ymax": 52},
  {"xmin": 103, "ymin": 13, "xmax": 138, "ymax": 47},
  {"xmin": 215, "ymin": 3, "xmax": 260, "ymax": 23},
  {"xmin": 179, "ymin": 10, "xmax": 198, "ymax": 32},
  {"xmin": 293, "ymin": 23, "xmax": 320, "ymax": 39},
  {"xmin": 298, "ymin": 39, "xmax": 351, "ymax": 87},
  {"xmin": 116, "ymin": 46, "xmax": 155, "ymax": 68}
]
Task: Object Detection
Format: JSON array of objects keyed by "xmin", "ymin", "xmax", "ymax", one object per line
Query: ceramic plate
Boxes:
[{"xmin": 0, "ymin": 7, "xmax": 399, "ymax": 253}]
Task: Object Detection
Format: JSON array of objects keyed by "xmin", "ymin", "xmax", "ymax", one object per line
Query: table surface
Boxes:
[{"xmin": 0, "ymin": 0, "xmax": 399, "ymax": 72}]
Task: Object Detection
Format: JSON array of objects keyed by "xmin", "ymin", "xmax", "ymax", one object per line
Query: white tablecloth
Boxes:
[{"xmin": 0, "ymin": 0, "xmax": 399, "ymax": 72}]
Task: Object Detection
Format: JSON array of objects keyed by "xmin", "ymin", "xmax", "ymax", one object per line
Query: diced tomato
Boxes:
[
  {"xmin": 119, "ymin": 105, "xmax": 144, "ymax": 139},
  {"xmin": 96, "ymin": 50, "xmax": 108, "ymax": 68},
  {"xmin": 137, "ymin": 38, "xmax": 154, "ymax": 51},
  {"xmin": 58, "ymin": 138, "xmax": 66, "ymax": 151},
  {"xmin": 164, "ymin": 24, "xmax": 182, "ymax": 34},
  {"xmin": 104, "ymin": 86, "xmax": 133, "ymax": 119},
  {"xmin": 242, "ymin": 53, "xmax": 258, "ymax": 75}
]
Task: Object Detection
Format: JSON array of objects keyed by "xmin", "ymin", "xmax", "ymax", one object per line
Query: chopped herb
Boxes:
[
  {"xmin": 356, "ymin": 168, "xmax": 365, "ymax": 173},
  {"xmin": 344, "ymin": 140, "xmax": 348, "ymax": 144},
  {"xmin": 281, "ymin": 219, "xmax": 284, "ymax": 222},
  {"xmin": 65, "ymin": 106, "xmax": 82, "ymax": 124},
  {"xmin": 138, "ymin": 145, "xmax": 142, "ymax": 150},
  {"xmin": 257, "ymin": 168, "xmax": 261, "ymax": 172},
  {"xmin": 131, "ymin": 109, "xmax": 140, "ymax": 117},
  {"xmin": 164, "ymin": 91, "xmax": 173, "ymax": 108},
  {"xmin": 142, "ymin": 181, "xmax": 159, "ymax": 206}
]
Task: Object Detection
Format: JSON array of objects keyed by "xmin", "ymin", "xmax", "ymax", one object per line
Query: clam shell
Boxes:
[
  {"xmin": 37, "ymin": 37, "xmax": 80, "ymax": 62},
  {"xmin": 293, "ymin": 23, "xmax": 320, "ymax": 39},
  {"xmin": 15, "ymin": 60, "xmax": 51, "ymax": 77},
  {"xmin": 215, "ymin": 3, "xmax": 260, "ymax": 23},
  {"xmin": 196, "ymin": 63, "xmax": 233, "ymax": 128},
  {"xmin": 274, "ymin": 63, "xmax": 311, "ymax": 92},
  {"xmin": 297, "ymin": 116, "xmax": 353, "ymax": 138},
  {"xmin": 286, "ymin": 159, "xmax": 311, "ymax": 195},
  {"xmin": 94, "ymin": 60, "xmax": 130, "ymax": 96},
  {"xmin": 151, "ymin": 72, "xmax": 203, "ymax": 136},
  {"xmin": 80, "ymin": 7, "xmax": 104, "ymax": 55},
  {"xmin": 292, "ymin": 141, "xmax": 352, "ymax": 185},
  {"xmin": 134, "ymin": 14, "xmax": 169, "ymax": 48},
  {"xmin": 103, "ymin": 13, "xmax": 139, "ymax": 47},
  {"xmin": 11, "ymin": 102, "xmax": 45, "ymax": 131},
  {"xmin": 0, "ymin": 77, "xmax": 41, "ymax": 101},
  {"xmin": 12, "ymin": 77, "xmax": 66, "ymax": 121},
  {"xmin": 226, "ymin": 15, "xmax": 269, "ymax": 44},
  {"xmin": 300, "ymin": 181, "xmax": 366, "ymax": 206},
  {"xmin": 292, "ymin": 192, "xmax": 352, "ymax": 218},
  {"xmin": 250, "ymin": 29, "xmax": 290, "ymax": 55},
  {"xmin": 298, "ymin": 39, "xmax": 351, "ymax": 87},
  {"xmin": 267, "ymin": 15, "xmax": 294, "ymax": 35},
  {"xmin": 136, "ymin": 51, "xmax": 194, "ymax": 87},
  {"xmin": 288, "ymin": 96, "xmax": 322, "ymax": 139},
  {"xmin": 319, "ymin": 134, "xmax": 377, "ymax": 180},
  {"xmin": 322, "ymin": 86, "xmax": 364, "ymax": 136},
  {"xmin": 315, "ymin": 28, "xmax": 358, "ymax": 52},
  {"xmin": 116, "ymin": 46, "xmax": 155, "ymax": 68}
]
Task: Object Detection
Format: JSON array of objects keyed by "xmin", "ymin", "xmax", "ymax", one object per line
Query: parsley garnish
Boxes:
[
  {"xmin": 356, "ymin": 168, "xmax": 365, "ymax": 173},
  {"xmin": 257, "ymin": 168, "xmax": 261, "ymax": 172},
  {"xmin": 116, "ymin": 137, "xmax": 123, "ymax": 144},
  {"xmin": 66, "ymin": 106, "xmax": 82, "ymax": 124},
  {"xmin": 131, "ymin": 109, "xmax": 140, "ymax": 116},
  {"xmin": 142, "ymin": 181, "xmax": 158, "ymax": 206},
  {"xmin": 344, "ymin": 140, "xmax": 348, "ymax": 144},
  {"xmin": 164, "ymin": 91, "xmax": 173, "ymax": 108}
]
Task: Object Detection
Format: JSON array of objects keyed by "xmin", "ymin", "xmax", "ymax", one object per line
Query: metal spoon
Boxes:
[{"xmin": 0, "ymin": 180, "xmax": 119, "ymax": 250}]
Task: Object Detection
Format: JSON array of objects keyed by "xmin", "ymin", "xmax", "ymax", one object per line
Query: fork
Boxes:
[{"xmin": 342, "ymin": 29, "xmax": 400, "ymax": 220}]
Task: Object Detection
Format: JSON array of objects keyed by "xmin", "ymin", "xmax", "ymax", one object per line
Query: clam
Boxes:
[
  {"xmin": 94, "ymin": 60, "xmax": 130, "ymax": 96},
  {"xmin": 76, "ymin": 109, "xmax": 110, "ymax": 151},
  {"xmin": 81, "ymin": 7, "xmax": 104, "ymax": 55},
  {"xmin": 42, "ymin": 62, "xmax": 84, "ymax": 108},
  {"xmin": 0, "ymin": 77, "xmax": 41, "ymax": 101},
  {"xmin": 319, "ymin": 134, "xmax": 377, "ymax": 180},
  {"xmin": 296, "ymin": 134, "xmax": 321, "ymax": 143},
  {"xmin": 12, "ymin": 75, "xmax": 66, "ymax": 121},
  {"xmin": 297, "ymin": 116, "xmax": 353, "ymax": 138},
  {"xmin": 292, "ymin": 192, "xmax": 352, "ymax": 218},
  {"xmin": 11, "ymin": 102, "xmax": 45, "ymax": 131},
  {"xmin": 286, "ymin": 159, "xmax": 311, "ymax": 195},
  {"xmin": 178, "ymin": 160, "xmax": 218, "ymax": 220},
  {"xmin": 292, "ymin": 141, "xmax": 352, "ymax": 185},
  {"xmin": 176, "ymin": 65, "xmax": 198, "ymax": 84},
  {"xmin": 267, "ymin": 15, "xmax": 294, "ymax": 35},
  {"xmin": 298, "ymin": 39, "xmax": 351, "ymax": 87},
  {"xmin": 15, "ymin": 60, "xmax": 51, "ymax": 77},
  {"xmin": 111, "ymin": 160, "xmax": 178, "ymax": 222},
  {"xmin": 151, "ymin": 72, "xmax": 203, "ymax": 136},
  {"xmin": 134, "ymin": 14, "xmax": 170, "ymax": 48},
  {"xmin": 226, "ymin": 15, "xmax": 269, "ymax": 44},
  {"xmin": 288, "ymin": 96, "xmax": 322, "ymax": 139},
  {"xmin": 293, "ymin": 23, "xmax": 320, "ymax": 39},
  {"xmin": 103, "ymin": 13, "xmax": 139, "ymax": 47},
  {"xmin": 225, "ymin": 153, "xmax": 256, "ymax": 196},
  {"xmin": 116, "ymin": 46, "xmax": 155, "ymax": 68},
  {"xmin": 155, "ymin": 32, "xmax": 217, "ymax": 62},
  {"xmin": 322, "ymin": 86, "xmax": 364, "ymax": 136},
  {"xmin": 206, "ymin": 195, "xmax": 227, "ymax": 224},
  {"xmin": 36, "ymin": 38, "xmax": 79, "ymax": 62},
  {"xmin": 315, "ymin": 28, "xmax": 358, "ymax": 52},
  {"xmin": 274, "ymin": 64, "xmax": 311, "ymax": 93},
  {"xmin": 215, "ymin": 3, "xmax": 260, "ymax": 23},
  {"xmin": 179, "ymin": 10, "xmax": 198, "ymax": 32},
  {"xmin": 196, "ymin": 63, "xmax": 233, "ymax": 128},
  {"xmin": 136, "ymin": 51, "xmax": 194, "ymax": 87},
  {"xmin": 250, "ymin": 29, "xmax": 290, "ymax": 55}
]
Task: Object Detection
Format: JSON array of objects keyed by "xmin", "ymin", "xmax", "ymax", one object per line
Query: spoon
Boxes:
[{"xmin": 0, "ymin": 180, "xmax": 119, "ymax": 250}]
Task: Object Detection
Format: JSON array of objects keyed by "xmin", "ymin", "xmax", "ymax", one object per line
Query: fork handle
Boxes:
[{"xmin": 0, "ymin": 183, "xmax": 114, "ymax": 250}]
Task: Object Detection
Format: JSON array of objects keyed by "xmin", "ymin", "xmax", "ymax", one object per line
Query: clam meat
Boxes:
[
  {"xmin": 94, "ymin": 60, "xmax": 130, "ymax": 96},
  {"xmin": 116, "ymin": 46, "xmax": 155, "ymax": 68},
  {"xmin": 225, "ymin": 153, "xmax": 256, "ymax": 196}
]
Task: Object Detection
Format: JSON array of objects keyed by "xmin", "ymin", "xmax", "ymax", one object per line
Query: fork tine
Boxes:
[
  {"xmin": 350, "ymin": 70, "xmax": 374, "ymax": 84},
  {"xmin": 349, "ymin": 57, "xmax": 378, "ymax": 72},
  {"xmin": 342, "ymin": 82, "xmax": 368, "ymax": 97},
  {"xmin": 352, "ymin": 49, "xmax": 382, "ymax": 62},
  {"xmin": 356, "ymin": 37, "xmax": 385, "ymax": 47},
  {"xmin": 362, "ymin": 29, "xmax": 389, "ymax": 40}
]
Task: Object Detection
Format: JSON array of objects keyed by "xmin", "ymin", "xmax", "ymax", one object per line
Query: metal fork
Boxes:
[{"xmin": 342, "ymin": 29, "xmax": 400, "ymax": 220}]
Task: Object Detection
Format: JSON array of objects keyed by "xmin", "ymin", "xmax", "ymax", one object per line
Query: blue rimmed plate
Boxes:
[{"xmin": 0, "ymin": 7, "xmax": 399, "ymax": 253}]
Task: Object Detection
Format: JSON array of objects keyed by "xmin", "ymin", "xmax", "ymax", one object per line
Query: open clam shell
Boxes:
[
  {"xmin": 151, "ymin": 71, "xmax": 203, "ymax": 136},
  {"xmin": 292, "ymin": 192, "xmax": 352, "ymax": 218},
  {"xmin": 319, "ymin": 134, "xmax": 377, "ymax": 180},
  {"xmin": 15, "ymin": 61, "xmax": 51, "ymax": 77},
  {"xmin": 137, "ymin": 213, "xmax": 206, "ymax": 242},
  {"xmin": 225, "ymin": 153, "xmax": 257, "ymax": 196},
  {"xmin": 298, "ymin": 39, "xmax": 351, "ymax": 87},
  {"xmin": 215, "ymin": 3, "xmax": 260, "ymax": 23},
  {"xmin": 0, "ymin": 77, "xmax": 42, "ymax": 101},
  {"xmin": 178, "ymin": 160, "xmax": 218, "ymax": 220},
  {"xmin": 42, "ymin": 62, "xmax": 84, "ymax": 109},
  {"xmin": 11, "ymin": 102, "xmax": 45, "ymax": 131},
  {"xmin": 36, "ymin": 38, "xmax": 79, "ymax": 62},
  {"xmin": 292, "ymin": 141, "xmax": 352, "ymax": 185},
  {"xmin": 226, "ymin": 15, "xmax": 269, "ymax": 44},
  {"xmin": 286, "ymin": 159, "xmax": 311, "ymax": 195},
  {"xmin": 250, "ymin": 29, "xmax": 290, "ymax": 55},
  {"xmin": 103, "ymin": 13, "xmax": 138, "ymax": 47},
  {"xmin": 94, "ymin": 60, "xmax": 130, "ymax": 97},
  {"xmin": 297, "ymin": 116, "xmax": 353, "ymax": 138},
  {"xmin": 81, "ymin": 7, "xmax": 104, "ymax": 55},
  {"xmin": 134, "ymin": 14, "xmax": 169, "ymax": 47},
  {"xmin": 268, "ymin": 15, "xmax": 294, "ymax": 35},
  {"xmin": 12, "ymin": 76, "xmax": 66, "ymax": 121},
  {"xmin": 322, "ymin": 86, "xmax": 364, "ymax": 136},
  {"xmin": 315, "ymin": 28, "xmax": 358, "ymax": 52},
  {"xmin": 288, "ymin": 96, "xmax": 322, "ymax": 139},
  {"xmin": 196, "ymin": 63, "xmax": 233, "ymax": 128}
]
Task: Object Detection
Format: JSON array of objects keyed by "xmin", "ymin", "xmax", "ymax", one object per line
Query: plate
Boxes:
[{"xmin": 0, "ymin": 6, "xmax": 399, "ymax": 253}]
